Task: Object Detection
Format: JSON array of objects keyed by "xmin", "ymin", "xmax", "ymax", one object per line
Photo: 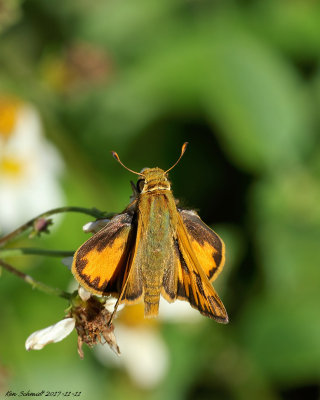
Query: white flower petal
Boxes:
[
  {"xmin": 95, "ymin": 325, "xmax": 169, "ymax": 388},
  {"xmin": 78, "ymin": 286, "xmax": 91, "ymax": 301},
  {"xmin": 104, "ymin": 297, "xmax": 124, "ymax": 314},
  {"xmin": 25, "ymin": 318, "xmax": 75, "ymax": 351},
  {"xmin": 0, "ymin": 102, "xmax": 65, "ymax": 233},
  {"xmin": 83, "ymin": 219, "xmax": 110, "ymax": 234},
  {"xmin": 158, "ymin": 297, "xmax": 202, "ymax": 323}
]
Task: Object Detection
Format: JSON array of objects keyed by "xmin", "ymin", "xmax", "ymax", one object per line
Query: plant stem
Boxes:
[
  {"xmin": 0, "ymin": 259, "xmax": 71, "ymax": 300},
  {"xmin": 0, "ymin": 206, "xmax": 112, "ymax": 247},
  {"xmin": 0, "ymin": 248, "xmax": 74, "ymax": 258}
]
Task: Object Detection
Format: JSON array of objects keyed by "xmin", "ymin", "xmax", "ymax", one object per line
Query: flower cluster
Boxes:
[
  {"xmin": 0, "ymin": 97, "xmax": 64, "ymax": 233},
  {"xmin": 70, "ymin": 293, "xmax": 119, "ymax": 358},
  {"xmin": 26, "ymin": 287, "xmax": 120, "ymax": 358}
]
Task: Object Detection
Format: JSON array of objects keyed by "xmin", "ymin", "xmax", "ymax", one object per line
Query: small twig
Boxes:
[
  {"xmin": 0, "ymin": 259, "xmax": 71, "ymax": 300},
  {"xmin": 0, "ymin": 248, "xmax": 74, "ymax": 258},
  {"xmin": 0, "ymin": 206, "xmax": 112, "ymax": 247}
]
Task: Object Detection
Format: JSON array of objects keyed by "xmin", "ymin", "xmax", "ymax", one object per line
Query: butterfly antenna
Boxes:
[
  {"xmin": 107, "ymin": 260, "xmax": 133, "ymax": 327},
  {"xmin": 108, "ymin": 297, "xmax": 121, "ymax": 327},
  {"xmin": 111, "ymin": 151, "xmax": 144, "ymax": 176},
  {"xmin": 164, "ymin": 142, "xmax": 188, "ymax": 174}
]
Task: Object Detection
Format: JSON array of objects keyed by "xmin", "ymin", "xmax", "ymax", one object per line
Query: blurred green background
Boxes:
[{"xmin": 1, "ymin": 0, "xmax": 320, "ymax": 399}]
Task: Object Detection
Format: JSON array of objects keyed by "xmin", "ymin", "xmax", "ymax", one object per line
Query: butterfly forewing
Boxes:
[
  {"xmin": 72, "ymin": 212, "xmax": 138, "ymax": 297},
  {"xmin": 179, "ymin": 209, "xmax": 225, "ymax": 282}
]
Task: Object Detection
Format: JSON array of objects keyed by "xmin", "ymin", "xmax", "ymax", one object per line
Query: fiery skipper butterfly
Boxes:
[{"xmin": 72, "ymin": 143, "xmax": 228, "ymax": 324}]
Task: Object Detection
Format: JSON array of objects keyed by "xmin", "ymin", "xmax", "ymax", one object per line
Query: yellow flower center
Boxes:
[
  {"xmin": 0, "ymin": 157, "xmax": 24, "ymax": 179},
  {"xmin": 0, "ymin": 98, "xmax": 20, "ymax": 138},
  {"xmin": 118, "ymin": 303, "xmax": 158, "ymax": 327}
]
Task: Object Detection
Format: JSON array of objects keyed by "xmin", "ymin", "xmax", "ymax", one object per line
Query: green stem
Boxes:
[
  {"xmin": 0, "ymin": 248, "xmax": 74, "ymax": 258},
  {"xmin": 0, "ymin": 206, "xmax": 113, "ymax": 247},
  {"xmin": 0, "ymin": 259, "xmax": 71, "ymax": 300}
]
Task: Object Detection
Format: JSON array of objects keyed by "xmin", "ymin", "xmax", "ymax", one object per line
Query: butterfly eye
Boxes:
[{"xmin": 137, "ymin": 179, "xmax": 145, "ymax": 192}]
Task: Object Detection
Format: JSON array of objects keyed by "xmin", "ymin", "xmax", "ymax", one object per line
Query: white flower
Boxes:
[
  {"xmin": 78, "ymin": 286, "xmax": 91, "ymax": 301},
  {"xmin": 94, "ymin": 298, "xmax": 202, "ymax": 388},
  {"xmin": 0, "ymin": 97, "xmax": 65, "ymax": 233},
  {"xmin": 25, "ymin": 288, "xmax": 121, "ymax": 356},
  {"xmin": 95, "ymin": 325, "xmax": 169, "ymax": 389},
  {"xmin": 103, "ymin": 295, "xmax": 124, "ymax": 314},
  {"xmin": 158, "ymin": 297, "xmax": 202, "ymax": 323},
  {"xmin": 25, "ymin": 318, "xmax": 75, "ymax": 350}
]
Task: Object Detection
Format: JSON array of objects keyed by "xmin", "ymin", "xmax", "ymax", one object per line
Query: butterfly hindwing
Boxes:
[
  {"xmin": 179, "ymin": 209, "xmax": 225, "ymax": 282},
  {"xmin": 162, "ymin": 213, "xmax": 228, "ymax": 323},
  {"xmin": 72, "ymin": 212, "xmax": 141, "ymax": 299}
]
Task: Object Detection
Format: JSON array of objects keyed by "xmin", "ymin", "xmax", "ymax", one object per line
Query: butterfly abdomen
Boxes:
[
  {"xmin": 141, "ymin": 249, "xmax": 164, "ymax": 317},
  {"xmin": 144, "ymin": 285, "xmax": 161, "ymax": 317}
]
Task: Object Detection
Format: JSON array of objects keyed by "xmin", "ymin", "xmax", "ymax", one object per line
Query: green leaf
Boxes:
[
  {"xmin": 252, "ymin": 170, "xmax": 320, "ymax": 292},
  {"xmin": 239, "ymin": 169, "xmax": 320, "ymax": 381},
  {"xmin": 204, "ymin": 21, "xmax": 313, "ymax": 172},
  {"xmin": 249, "ymin": 0, "xmax": 320, "ymax": 57},
  {"xmin": 240, "ymin": 296, "xmax": 320, "ymax": 382}
]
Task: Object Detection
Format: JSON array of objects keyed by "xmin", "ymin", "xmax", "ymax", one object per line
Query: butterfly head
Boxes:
[
  {"xmin": 111, "ymin": 142, "xmax": 188, "ymax": 194},
  {"xmin": 137, "ymin": 168, "xmax": 170, "ymax": 193}
]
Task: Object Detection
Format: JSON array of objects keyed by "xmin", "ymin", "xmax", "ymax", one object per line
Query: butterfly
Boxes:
[{"xmin": 72, "ymin": 143, "xmax": 228, "ymax": 324}]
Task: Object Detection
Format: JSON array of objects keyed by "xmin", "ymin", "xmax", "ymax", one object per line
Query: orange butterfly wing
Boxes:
[
  {"xmin": 161, "ymin": 211, "xmax": 228, "ymax": 323},
  {"xmin": 179, "ymin": 210, "xmax": 225, "ymax": 282},
  {"xmin": 72, "ymin": 212, "xmax": 142, "ymax": 301}
]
